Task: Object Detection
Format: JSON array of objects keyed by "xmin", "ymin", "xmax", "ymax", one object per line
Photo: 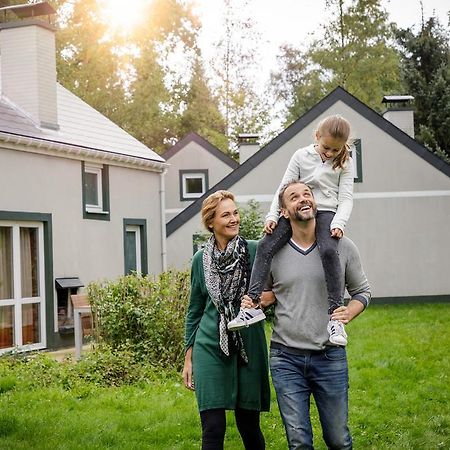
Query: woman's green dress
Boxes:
[{"xmin": 185, "ymin": 240, "xmax": 270, "ymax": 412}]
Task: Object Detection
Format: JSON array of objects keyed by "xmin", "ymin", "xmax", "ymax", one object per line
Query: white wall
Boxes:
[
  {"xmin": 165, "ymin": 140, "xmax": 234, "ymax": 221},
  {"xmin": 166, "ymin": 101, "xmax": 450, "ymax": 300},
  {"xmin": 0, "ymin": 147, "xmax": 164, "ymax": 284}
]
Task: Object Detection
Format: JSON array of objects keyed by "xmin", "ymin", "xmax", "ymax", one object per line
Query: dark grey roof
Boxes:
[
  {"xmin": 0, "ymin": 84, "xmax": 165, "ymax": 164},
  {"xmin": 161, "ymin": 131, "xmax": 239, "ymax": 169},
  {"xmin": 166, "ymin": 86, "xmax": 450, "ymax": 237}
]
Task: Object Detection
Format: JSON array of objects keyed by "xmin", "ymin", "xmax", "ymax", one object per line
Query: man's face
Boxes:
[{"xmin": 281, "ymin": 183, "xmax": 317, "ymax": 222}]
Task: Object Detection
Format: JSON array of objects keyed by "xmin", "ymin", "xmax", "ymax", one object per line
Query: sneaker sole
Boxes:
[
  {"xmin": 227, "ymin": 313, "xmax": 266, "ymax": 331},
  {"xmin": 329, "ymin": 336, "xmax": 348, "ymax": 346}
]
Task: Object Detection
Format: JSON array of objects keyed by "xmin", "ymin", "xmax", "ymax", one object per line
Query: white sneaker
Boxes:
[
  {"xmin": 227, "ymin": 307, "xmax": 266, "ymax": 331},
  {"xmin": 327, "ymin": 319, "xmax": 348, "ymax": 346}
]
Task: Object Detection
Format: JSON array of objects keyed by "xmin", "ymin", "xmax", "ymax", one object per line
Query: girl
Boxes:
[
  {"xmin": 183, "ymin": 190, "xmax": 270, "ymax": 449},
  {"xmin": 227, "ymin": 115, "xmax": 354, "ymax": 346}
]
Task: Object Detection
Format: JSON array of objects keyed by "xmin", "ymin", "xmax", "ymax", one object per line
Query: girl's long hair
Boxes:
[{"xmin": 316, "ymin": 115, "xmax": 352, "ymax": 170}]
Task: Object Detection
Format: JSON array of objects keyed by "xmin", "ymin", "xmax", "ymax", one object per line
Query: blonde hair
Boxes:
[
  {"xmin": 201, "ymin": 190, "xmax": 235, "ymax": 232},
  {"xmin": 316, "ymin": 115, "xmax": 351, "ymax": 170}
]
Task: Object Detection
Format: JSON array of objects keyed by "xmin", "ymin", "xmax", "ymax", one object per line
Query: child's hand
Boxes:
[
  {"xmin": 264, "ymin": 220, "xmax": 278, "ymax": 234},
  {"xmin": 331, "ymin": 228, "xmax": 343, "ymax": 239}
]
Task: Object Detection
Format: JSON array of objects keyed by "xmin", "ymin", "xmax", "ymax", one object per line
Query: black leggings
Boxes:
[
  {"xmin": 200, "ymin": 408, "xmax": 265, "ymax": 450},
  {"xmin": 247, "ymin": 211, "xmax": 344, "ymax": 314}
]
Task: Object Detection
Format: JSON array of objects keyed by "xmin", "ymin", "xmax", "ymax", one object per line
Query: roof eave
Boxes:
[{"xmin": 0, "ymin": 131, "xmax": 168, "ymax": 172}]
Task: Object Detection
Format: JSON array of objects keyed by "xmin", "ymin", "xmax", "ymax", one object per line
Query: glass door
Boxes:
[{"xmin": 0, "ymin": 222, "xmax": 45, "ymax": 352}]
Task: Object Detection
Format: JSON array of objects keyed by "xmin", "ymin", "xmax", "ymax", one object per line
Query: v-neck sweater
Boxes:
[{"xmin": 267, "ymin": 237, "xmax": 371, "ymax": 351}]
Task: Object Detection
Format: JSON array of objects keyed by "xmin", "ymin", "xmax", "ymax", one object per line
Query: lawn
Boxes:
[{"xmin": 0, "ymin": 303, "xmax": 448, "ymax": 449}]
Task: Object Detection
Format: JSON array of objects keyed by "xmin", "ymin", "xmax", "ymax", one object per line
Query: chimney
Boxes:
[
  {"xmin": 0, "ymin": 2, "xmax": 58, "ymax": 130},
  {"xmin": 382, "ymin": 95, "xmax": 414, "ymax": 138},
  {"xmin": 238, "ymin": 133, "xmax": 260, "ymax": 164}
]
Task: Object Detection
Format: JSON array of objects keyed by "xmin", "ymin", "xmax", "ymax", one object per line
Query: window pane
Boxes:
[
  {"xmin": 85, "ymin": 172, "xmax": 99, "ymax": 205},
  {"xmin": 20, "ymin": 228, "xmax": 39, "ymax": 298},
  {"xmin": 124, "ymin": 230, "xmax": 137, "ymax": 274},
  {"xmin": 186, "ymin": 177, "xmax": 203, "ymax": 194},
  {"xmin": 22, "ymin": 303, "xmax": 40, "ymax": 345},
  {"xmin": 0, "ymin": 227, "xmax": 13, "ymax": 300},
  {"xmin": 0, "ymin": 305, "xmax": 14, "ymax": 349}
]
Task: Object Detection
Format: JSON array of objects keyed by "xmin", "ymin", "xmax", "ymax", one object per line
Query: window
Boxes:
[
  {"xmin": 0, "ymin": 222, "xmax": 45, "ymax": 352},
  {"xmin": 350, "ymin": 139, "xmax": 363, "ymax": 183},
  {"xmin": 82, "ymin": 162, "xmax": 110, "ymax": 220},
  {"xmin": 123, "ymin": 219, "xmax": 148, "ymax": 275},
  {"xmin": 179, "ymin": 170, "xmax": 208, "ymax": 200}
]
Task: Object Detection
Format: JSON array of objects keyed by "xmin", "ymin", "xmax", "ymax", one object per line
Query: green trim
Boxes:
[
  {"xmin": 371, "ymin": 295, "xmax": 450, "ymax": 305},
  {"xmin": 352, "ymin": 139, "xmax": 363, "ymax": 183},
  {"xmin": 82, "ymin": 162, "xmax": 110, "ymax": 221},
  {"xmin": 123, "ymin": 219, "xmax": 148, "ymax": 275},
  {"xmin": 0, "ymin": 211, "xmax": 54, "ymax": 348}
]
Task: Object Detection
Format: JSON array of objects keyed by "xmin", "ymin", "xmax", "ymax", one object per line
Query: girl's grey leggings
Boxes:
[{"xmin": 247, "ymin": 211, "xmax": 344, "ymax": 314}]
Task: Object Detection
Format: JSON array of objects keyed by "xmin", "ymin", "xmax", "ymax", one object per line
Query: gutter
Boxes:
[
  {"xmin": 159, "ymin": 170, "xmax": 167, "ymax": 271},
  {"xmin": 0, "ymin": 131, "xmax": 169, "ymax": 172}
]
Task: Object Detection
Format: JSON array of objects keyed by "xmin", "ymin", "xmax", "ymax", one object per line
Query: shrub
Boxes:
[{"xmin": 88, "ymin": 270, "xmax": 190, "ymax": 372}]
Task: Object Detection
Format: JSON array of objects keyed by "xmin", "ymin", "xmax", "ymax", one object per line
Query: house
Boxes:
[
  {"xmin": 166, "ymin": 87, "xmax": 450, "ymax": 303},
  {"xmin": 0, "ymin": 7, "xmax": 168, "ymax": 352},
  {"xmin": 161, "ymin": 131, "xmax": 238, "ymax": 223}
]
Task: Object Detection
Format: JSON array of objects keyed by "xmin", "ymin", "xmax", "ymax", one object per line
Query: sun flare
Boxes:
[{"xmin": 101, "ymin": 0, "xmax": 149, "ymax": 32}]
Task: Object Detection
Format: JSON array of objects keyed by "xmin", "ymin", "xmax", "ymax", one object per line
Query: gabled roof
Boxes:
[
  {"xmin": 167, "ymin": 86, "xmax": 450, "ymax": 237},
  {"xmin": 0, "ymin": 83, "xmax": 166, "ymax": 166},
  {"xmin": 161, "ymin": 131, "xmax": 239, "ymax": 169}
]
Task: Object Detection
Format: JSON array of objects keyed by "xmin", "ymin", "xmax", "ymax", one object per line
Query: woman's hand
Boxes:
[
  {"xmin": 182, "ymin": 347, "xmax": 195, "ymax": 391},
  {"xmin": 264, "ymin": 220, "xmax": 278, "ymax": 234},
  {"xmin": 241, "ymin": 295, "xmax": 257, "ymax": 309},
  {"xmin": 331, "ymin": 228, "xmax": 343, "ymax": 239}
]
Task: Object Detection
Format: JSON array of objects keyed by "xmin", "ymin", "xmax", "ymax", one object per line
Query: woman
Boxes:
[{"xmin": 183, "ymin": 190, "xmax": 270, "ymax": 450}]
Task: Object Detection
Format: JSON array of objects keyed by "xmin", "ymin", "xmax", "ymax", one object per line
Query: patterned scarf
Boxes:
[{"xmin": 203, "ymin": 234, "xmax": 250, "ymax": 363}]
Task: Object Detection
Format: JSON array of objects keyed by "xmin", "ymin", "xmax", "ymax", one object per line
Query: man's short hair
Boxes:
[{"xmin": 278, "ymin": 181, "xmax": 313, "ymax": 208}]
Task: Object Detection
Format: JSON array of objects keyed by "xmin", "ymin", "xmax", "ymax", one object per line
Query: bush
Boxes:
[{"xmin": 88, "ymin": 270, "xmax": 190, "ymax": 372}]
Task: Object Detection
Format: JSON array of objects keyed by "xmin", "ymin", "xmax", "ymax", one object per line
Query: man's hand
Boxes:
[
  {"xmin": 182, "ymin": 347, "xmax": 195, "ymax": 391},
  {"xmin": 264, "ymin": 220, "xmax": 278, "ymax": 234},
  {"xmin": 331, "ymin": 300, "xmax": 365, "ymax": 324}
]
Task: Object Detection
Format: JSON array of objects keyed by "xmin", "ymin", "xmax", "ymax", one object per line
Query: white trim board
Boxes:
[{"xmin": 235, "ymin": 191, "xmax": 450, "ymax": 203}]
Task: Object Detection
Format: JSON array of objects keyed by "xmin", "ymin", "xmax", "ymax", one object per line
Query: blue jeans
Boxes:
[{"xmin": 270, "ymin": 344, "xmax": 352, "ymax": 450}]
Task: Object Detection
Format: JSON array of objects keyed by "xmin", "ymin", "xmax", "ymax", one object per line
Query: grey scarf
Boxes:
[{"xmin": 203, "ymin": 235, "xmax": 249, "ymax": 363}]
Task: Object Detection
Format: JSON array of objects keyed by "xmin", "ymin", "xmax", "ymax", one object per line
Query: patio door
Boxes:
[{"xmin": 0, "ymin": 221, "xmax": 46, "ymax": 352}]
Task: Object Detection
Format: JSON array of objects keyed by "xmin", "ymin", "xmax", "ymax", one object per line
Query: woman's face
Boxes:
[{"xmin": 209, "ymin": 198, "xmax": 240, "ymax": 243}]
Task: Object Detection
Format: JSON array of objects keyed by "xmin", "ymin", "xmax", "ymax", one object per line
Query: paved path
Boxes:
[{"xmin": 46, "ymin": 344, "xmax": 92, "ymax": 362}]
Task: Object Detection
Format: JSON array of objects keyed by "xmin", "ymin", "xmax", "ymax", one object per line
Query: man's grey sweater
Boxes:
[{"xmin": 267, "ymin": 236, "xmax": 371, "ymax": 351}]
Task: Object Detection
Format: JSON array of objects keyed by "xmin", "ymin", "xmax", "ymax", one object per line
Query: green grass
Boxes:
[{"xmin": 0, "ymin": 303, "xmax": 449, "ymax": 449}]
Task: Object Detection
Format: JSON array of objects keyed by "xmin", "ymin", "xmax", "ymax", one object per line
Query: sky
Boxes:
[{"xmin": 194, "ymin": 0, "xmax": 449, "ymax": 83}]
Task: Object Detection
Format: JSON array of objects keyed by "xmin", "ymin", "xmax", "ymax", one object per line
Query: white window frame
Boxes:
[
  {"xmin": 84, "ymin": 163, "xmax": 103, "ymax": 213},
  {"xmin": 0, "ymin": 221, "xmax": 46, "ymax": 353},
  {"xmin": 125, "ymin": 225, "xmax": 142, "ymax": 275},
  {"xmin": 182, "ymin": 172, "xmax": 207, "ymax": 199}
]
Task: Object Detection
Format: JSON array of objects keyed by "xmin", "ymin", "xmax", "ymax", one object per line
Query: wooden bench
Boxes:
[{"xmin": 70, "ymin": 294, "xmax": 92, "ymax": 360}]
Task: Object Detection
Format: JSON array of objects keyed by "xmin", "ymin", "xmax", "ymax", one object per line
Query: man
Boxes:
[{"xmin": 249, "ymin": 181, "xmax": 371, "ymax": 449}]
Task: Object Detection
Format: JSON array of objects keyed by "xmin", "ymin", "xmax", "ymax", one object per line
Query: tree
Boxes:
[
  {"xmin": 54, "ymin": 0, "xmax": 128, "ymax": 127},
  {"xmin": 395, "ymin": 16, "xmax": 450, "ymax": 160},
  {"xmin": 51, "ymin": 0, "xmax": 228, "ymax": 154},
  {"xmin": 271, "ymin": 0, "xmax": 402, "ymax": 125},
  {"xmin": 209, "ymin": 0, "xmax": 271, "ymax": 155},
  {"xmin": 310, "ymin": 0, "xmax": 402, "ymax": 109}
]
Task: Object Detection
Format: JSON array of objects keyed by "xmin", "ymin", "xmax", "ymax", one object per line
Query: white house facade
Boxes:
[
  {"xmin": 0, "ymin": 15, "xmax": 168, "ymax": 352},
  {"xmin": 166, "ymin": 87, "xmax": 450, "ymax": 304}
]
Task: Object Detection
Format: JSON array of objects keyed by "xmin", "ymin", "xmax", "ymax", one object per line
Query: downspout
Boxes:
[{"xmin": 159, "ymin": 169, "xmax": 167, "ymax": 271}]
